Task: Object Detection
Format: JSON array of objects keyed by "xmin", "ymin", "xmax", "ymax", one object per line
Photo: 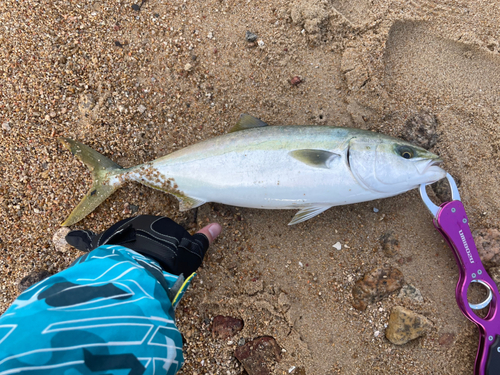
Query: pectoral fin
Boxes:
[
  {"xmin": 289, "ymin": 205, "xmax": 332, "ymax": 225},
  {"xmin": 289, "ymin": 149, "xmax": 340, "ymax": 169},
  {"xmin": 229, "ymin": 114, "xmax": 269, "ymax": 133}
]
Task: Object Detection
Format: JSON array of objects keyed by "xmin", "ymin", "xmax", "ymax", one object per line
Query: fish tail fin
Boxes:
[{"xmin": 59, "ymin": 137, "xmax": 124, "ymax": 226}]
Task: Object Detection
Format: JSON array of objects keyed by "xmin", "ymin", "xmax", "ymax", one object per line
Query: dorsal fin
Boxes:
[{"xmin": 229, "ymin": 114, "xmax": 269, "ymax": 133}]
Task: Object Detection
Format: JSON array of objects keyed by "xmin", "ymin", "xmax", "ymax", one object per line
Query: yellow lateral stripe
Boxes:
[{"xmin": 172, "ymin": 272, "xmax": 196, "ymax": 306}]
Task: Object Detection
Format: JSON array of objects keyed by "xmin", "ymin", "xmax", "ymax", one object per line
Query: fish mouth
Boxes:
[{"xmin": 417, "ymin": 158, "xmax": 445, "ymax": 176}]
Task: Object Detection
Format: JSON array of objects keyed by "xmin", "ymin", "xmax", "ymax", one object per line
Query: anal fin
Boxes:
[
  {"xmin": 289, "ymin": 205, "xmax": 332, "ymax": 225},
  {"xmin": 177, "ymin": 196, "xmax": 206, "ymax": 211}
]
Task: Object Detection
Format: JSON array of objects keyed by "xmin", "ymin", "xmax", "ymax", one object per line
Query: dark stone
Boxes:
[
  {"xmin": 129, "ymin": 204, "xmax": 139, "ymax": 214},
  {"xmin": 114, "ymin": 41, "xmax": 123, "ymax": 48},
  {"xmin": 245, "ymin": 31, "xmax": 258, "ymax": 42},
  {"xmin": 154, "ymin": 13, "xmax": 160, "ymax": 17},
  {"xmin": 473, "ymin": 228, "xmax": 500, "ymax": 268},
  {"xmin": 131, "ymin": 4, "xmax": 141, "ymax": 11},
  {"xmin": 380, "ymin": 231, "xmax": 400, "ymax": 257},
  {"xmin": 212, "ymin": 315, "xmax": 244, "ymax": 339},
  {"xmin": 234, "ymin": 336, "xmax": 282, "ymax": 375},
  {"xmin": 402, "ymin": 111, "xmax": 439, "ymax": 150},
  {"xmin": 18, "ymin": 269, "xmax": 51, "ymax": 293},
  {"xmin": 352, "ymin": 266, "xmax": 404, "ymax": 310}
]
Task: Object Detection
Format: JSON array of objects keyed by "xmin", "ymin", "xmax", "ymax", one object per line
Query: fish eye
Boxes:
[{"xmin": 397, "ymin": 146, "xmax": 414, "ymax": 159}]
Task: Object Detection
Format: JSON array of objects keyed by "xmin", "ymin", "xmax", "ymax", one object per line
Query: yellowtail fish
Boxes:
[{"xmin": 60, "ymin": 114, "xmax": 445, "ymax": 226}]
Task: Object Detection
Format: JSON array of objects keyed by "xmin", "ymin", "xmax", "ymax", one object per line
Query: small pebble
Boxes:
[
  {"xmin": 373, "ymin": 207, "xmax": 379, "ymax": 213},
  {"xmin": 131, "ymin": 4, "xmax": 141, "ymax": 11},
  {"xmin": 290, "ymin": 367, "xmax": 306, "ymax": 375},
  {"xmin": 386, "ymin": 306, "xmax": 432, "ymax": 345},
  {"xmin": 2, "ymin": 122, "xmax": 11, "ymax": 131},
  {"xmin": 333, "ymin": 242, "xmax": 342, "ymax": 250},
  {"xmin": 352, "ymin": 266, "xmax": 404, "ymax": 310},
  {"xmin": 138, "ymin": 104, "xmax": 147, "ymax": 114},
  {"xmin": 211, "ymin": 316, "xmax": 244, "ymax": 339},
  {"xmin": 245, "ymin": 31, "xmax": 258, "ymax": 42},
  {"xmin": 257, "ymin": 39, "xmax": 265, "ymax": 48},
  {"xmin": 290, "ymin": 76, "xmax": 302, "ymax": 86},
  {"xmin": 52, "ymin": 227, "xmax": 72, "ymax": 253},
  {"xmin": 380, "ymin": 231, "xmax": 400, "ymax": 258},
  {"xmin": 234, "ymin": 336, "xmax": 282, "ymax": 374}
]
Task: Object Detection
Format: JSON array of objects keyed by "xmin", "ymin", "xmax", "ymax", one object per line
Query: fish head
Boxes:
[{"xmin": 348, "ymin": 135, "xmax": 446, "ymax": 194}]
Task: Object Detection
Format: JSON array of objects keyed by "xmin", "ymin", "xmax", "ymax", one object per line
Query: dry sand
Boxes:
[{"xmin": 1, "ymin": 0, "xmax": 499, "ymax": 373}]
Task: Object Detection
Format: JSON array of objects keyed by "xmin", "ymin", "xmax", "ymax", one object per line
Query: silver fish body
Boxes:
[{"xmin": 60, "ymin": 115, "xmax": 445, "ymax": 226}]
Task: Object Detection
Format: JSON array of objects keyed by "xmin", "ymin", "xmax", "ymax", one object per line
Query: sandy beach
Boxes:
[{"xmin": 1, "ymin": 0, "xmax": 499, "ymax": 373}]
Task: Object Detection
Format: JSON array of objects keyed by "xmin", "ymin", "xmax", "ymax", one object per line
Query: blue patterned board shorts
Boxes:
[{"xmin": 0, "ymin": 245, "xmax": 192, "ymax": 375}]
